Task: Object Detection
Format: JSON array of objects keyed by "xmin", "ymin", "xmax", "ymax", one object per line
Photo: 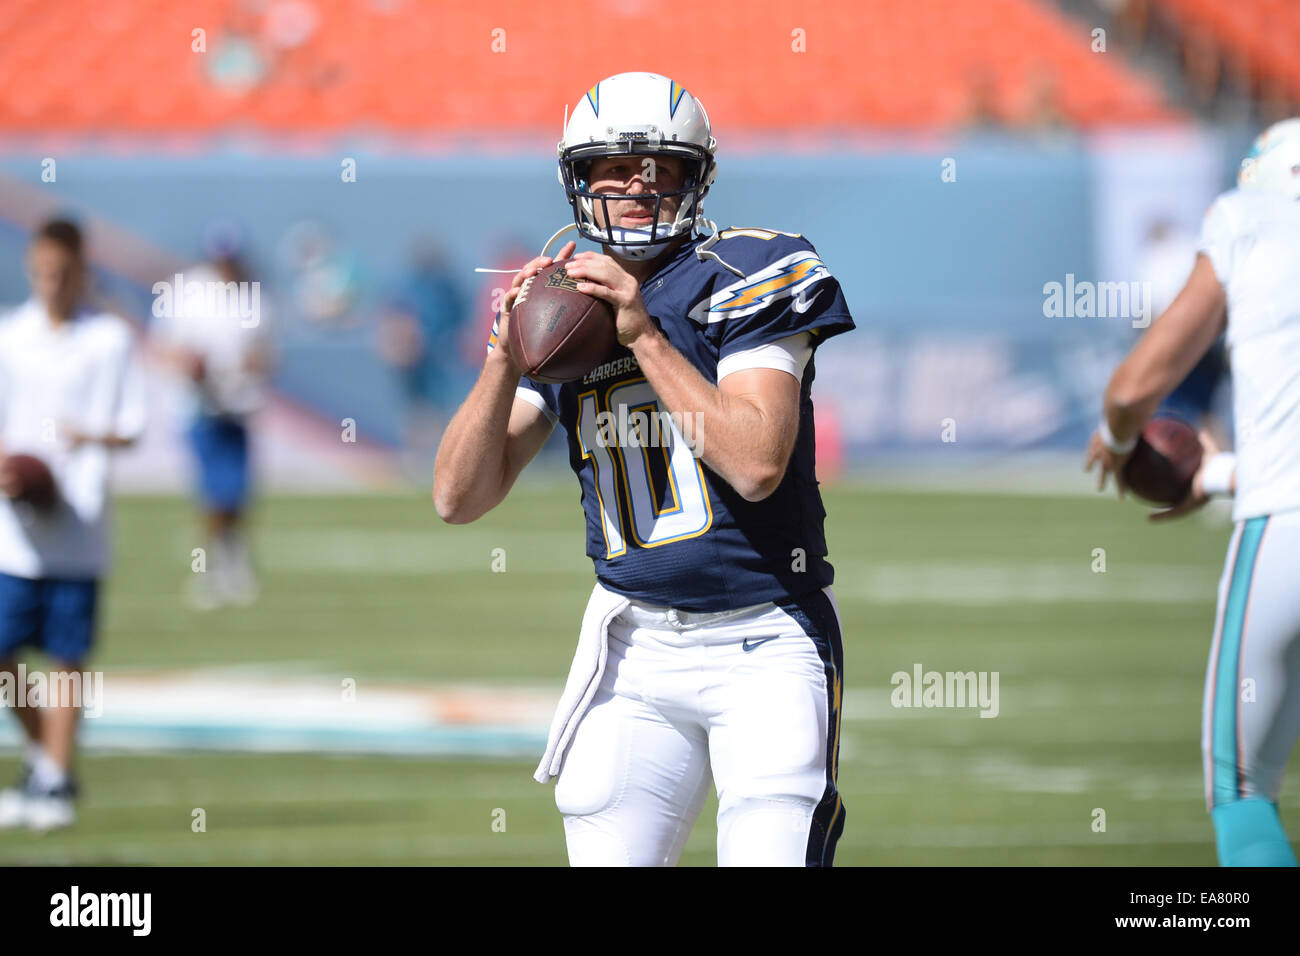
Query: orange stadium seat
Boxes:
[
  {"xmin": 1155, "ymin": 0, "xmax": 1300, "ymax": 107},
  {"xmin": 1, "ymin": 0, "xmax": 1180, "ymax": 136}
]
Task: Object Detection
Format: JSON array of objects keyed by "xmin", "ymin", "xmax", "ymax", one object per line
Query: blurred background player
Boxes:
[
  {"xmin": 152, "ymin": 226, "xmax": 273, "ymax": 608},
  {"xmin": 1086, "ymin": 119, "xmax": 1300, "ymax": 866},
  {"xmin": 0, "ymin": 219, "xmax": 144, "ymax": 830}
]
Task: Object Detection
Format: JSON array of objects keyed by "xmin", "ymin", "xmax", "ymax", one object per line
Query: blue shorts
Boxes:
[
  {"xmin": 188, "ymin": 414, "xmax": 251, "ymax": 513},
  {"xmin": 0, "ymin": 572, "xmax": 99, "ymax": 664}
]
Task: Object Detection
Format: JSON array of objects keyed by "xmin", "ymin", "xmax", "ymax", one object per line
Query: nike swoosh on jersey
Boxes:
[
  {"xmin": 792, "ymin": 288, "xmax": 824, "ymax": 314},
  {"xmin": 741, "ymin": 636, "xmax": 778, "ymax": 652}
]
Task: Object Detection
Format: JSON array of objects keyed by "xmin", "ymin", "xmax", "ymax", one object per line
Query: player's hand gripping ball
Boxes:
[
  {"xmin": 0, "ymin": 453, "xmax": 58, "ymax": 513},
  {"xmin": 507, "ymin": 260, "xmax": 618, "ymax": 384},
  {"xmin": 1121, "ymin": 416, "xmax": 1204, "ymax": 506}
]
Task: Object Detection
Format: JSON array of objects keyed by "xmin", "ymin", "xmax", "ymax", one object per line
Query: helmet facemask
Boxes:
[{"xmin": 560, "ymin": 139, "xmax": 714, "ymax": 261}]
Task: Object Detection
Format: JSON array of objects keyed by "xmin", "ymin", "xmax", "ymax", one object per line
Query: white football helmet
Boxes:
[
  {"xmin": 557, "ymin": 72, "xmax": 718, "ymax": 260},
  {"xmin": 1238, "ymin": 118, "xmax": 1300, "ymax": 200}
]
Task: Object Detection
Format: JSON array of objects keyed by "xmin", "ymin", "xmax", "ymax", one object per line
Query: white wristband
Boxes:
[
  {"xmin": 1098, "ymin": 417, "xmax": 1138, "ymax": 455},
  {"xmin": 1201, "ymin": 452, "xmax": 1236, "ymax": 497}
]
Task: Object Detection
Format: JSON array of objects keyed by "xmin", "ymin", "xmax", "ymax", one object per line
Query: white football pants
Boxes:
[
  {"xmin": 554, "ymin": 586, "xmax": 845, "ymax": 866},
  {"xmin": 1203, "ymin": 513, "xmax": 1300, "ymax": 809}
]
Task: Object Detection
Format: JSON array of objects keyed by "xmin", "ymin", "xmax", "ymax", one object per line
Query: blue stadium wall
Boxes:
[{"xmin": 0, "ymin": 130, "xmax": 1238, "ymax": 459}]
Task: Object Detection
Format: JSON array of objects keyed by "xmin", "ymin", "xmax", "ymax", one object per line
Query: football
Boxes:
[
  {"xmin": 507, "ymin": 260, "xmax": 617, "ymax": 384},
  {"xmin": 1121, "ymin": 416, "xmax": 1203, "ymax": 506},
  {"xmin": 2, "ymin": 453, "xmax": 58, "ymax": 512}
]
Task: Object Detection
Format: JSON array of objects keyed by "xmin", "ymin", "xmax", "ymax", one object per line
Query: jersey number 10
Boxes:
[{"xmin": 576, "ymin": 378, "xmax": 714, "ymax": 558}]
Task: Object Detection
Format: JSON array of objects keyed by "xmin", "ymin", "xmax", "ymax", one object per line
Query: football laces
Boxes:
[{"xmin": 516, "ymin": 275, "xmax": 534, "ymax": 307}]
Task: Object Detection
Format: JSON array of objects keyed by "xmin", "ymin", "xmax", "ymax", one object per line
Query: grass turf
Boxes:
[{"xmin": 2, "ymin": 481, "xmax": 1288, "ymax": 865}]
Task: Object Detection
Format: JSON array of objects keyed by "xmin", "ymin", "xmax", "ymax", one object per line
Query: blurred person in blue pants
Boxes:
[{"xmin": 152, "ymin": 227, "xmax": 274, "ymax": 608}]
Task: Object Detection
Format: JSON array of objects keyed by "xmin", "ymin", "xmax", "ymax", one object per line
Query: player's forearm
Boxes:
[
  {"xmin": 1103, "ymin": 335, "xmax": 1192, "ymax": 441},
  {"xmin": 84, "ymin": 434, "xmax": 137, "ymax": 448},
  {"xmin": 1104, "ymin": 257, "xmax": 1227, "ymax": 445},
  {"xmin": 1101, "ymin": 378, "xmax": 1161, "ymax": 447},
  {"xmin": 1103, "ymin": 324, "xmax": 1190, "ymax": 445},
  {"xmin": 62, "ymin": 423, "xmax": 138, "ymax": 449},
  {"xmin": 432, "ymin": 350, "xmax": 519, "ymax": 522},
  {"xmin": 629, "ymin": 331, "xmax": 789, "ymax": 501}
]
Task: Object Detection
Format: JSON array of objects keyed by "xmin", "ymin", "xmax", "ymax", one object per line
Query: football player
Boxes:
[
  {"xmin": 434, "ymin": 72, "xmax": 855, "ymax": 866},
  {"xmin": 0, "ymin": 219, "xmax": 145, "ymax": 831},
  {"xmin": 1086, "ymin": 119, "xmax": 1300, "ymax": 866},
  {"xmin": 151, "ymin": 229, "xmax": 273, "ymax": 608}
]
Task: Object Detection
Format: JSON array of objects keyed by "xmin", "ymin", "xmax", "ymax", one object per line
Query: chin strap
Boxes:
[{"xmin": 539, "ymin": 222, "xmax": 580, "ymax": 259}]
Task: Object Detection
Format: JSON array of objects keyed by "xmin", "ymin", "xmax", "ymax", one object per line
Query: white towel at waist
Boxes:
[{"xmin": 534, "ymin": 581, "xmax": 631, "ymax": 783}]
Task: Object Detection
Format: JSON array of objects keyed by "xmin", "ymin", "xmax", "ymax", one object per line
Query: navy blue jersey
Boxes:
[{"xmin": 516, "ymin": 227, "xmax": 854, "ymax": 611}]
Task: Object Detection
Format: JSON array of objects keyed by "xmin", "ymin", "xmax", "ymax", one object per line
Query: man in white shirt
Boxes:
[
  {"xmin": 151, "ymin": 234, "xmax": 272, "ymax": 608},
  {"xmin": 0, "ymin": 219, "xmax": 145, "ymax": 831},
  {"xmin": 1087, "ymin": 118, "xmax": 1300, "ymax": 866}
]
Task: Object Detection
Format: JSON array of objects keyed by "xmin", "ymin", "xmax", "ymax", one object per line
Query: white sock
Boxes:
[
  {"xmin": 23, "ymin": 740, "xmax": 46, "ymax": 770},
  {"xmin": 212, "ymin": 533, "xmax": 233, "ymax": 573},
  {"xmin": 29, "ymin": 750, "xmax": 68, "ymax": 792},
  {"xmin": 224, "ymin": 530, "xmax": 253, "ymax": 575},
  {"xmin": 219, "ymin": 529, "xmax": 257, "ymax": 599}
]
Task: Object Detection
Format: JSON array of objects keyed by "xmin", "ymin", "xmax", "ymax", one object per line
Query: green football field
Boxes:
[{"xmin": 1, "ymin": 480, "xmax": 1292, "ymax": 866}]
